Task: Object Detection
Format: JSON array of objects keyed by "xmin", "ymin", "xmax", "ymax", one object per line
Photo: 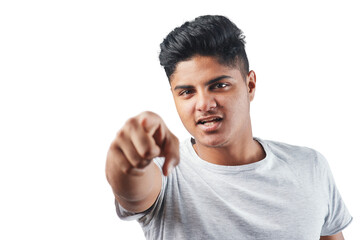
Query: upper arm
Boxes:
[{"xmin": 320, "ymin": 232, "xmax": 344, "ymax": 240}]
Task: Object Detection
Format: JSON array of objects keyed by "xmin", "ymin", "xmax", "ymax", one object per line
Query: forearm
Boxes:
[
  {"xmin": 106, "ymin": 161, "xmax": 162, "ymax": 212},
  {"xmin": 320, "ymin": 232, "xmax": 344, "ymax": 240}
]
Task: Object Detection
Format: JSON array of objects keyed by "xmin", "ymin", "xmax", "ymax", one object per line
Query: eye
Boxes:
[
  {"xmin": 179, "ymin": 89, "xmax": 195, "ymax": 96},
  {"xmin": 211, "ymin": 82, "xmax": 229, "ymax": 89}
]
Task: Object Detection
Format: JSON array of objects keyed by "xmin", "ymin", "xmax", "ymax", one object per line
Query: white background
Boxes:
[{"xmin": 0, "ymin": 0, "xmax": 360, "ymax": 239}]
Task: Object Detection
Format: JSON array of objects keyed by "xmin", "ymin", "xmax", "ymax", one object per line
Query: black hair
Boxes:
[{"xmin": 159, "ymin": 15, "xmax": 249, "ymax": 81}]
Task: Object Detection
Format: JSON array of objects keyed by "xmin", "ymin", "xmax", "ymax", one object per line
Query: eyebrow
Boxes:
[{"xmin": 173, "ymin": 75, "xmax": 232, "ymax": 91}]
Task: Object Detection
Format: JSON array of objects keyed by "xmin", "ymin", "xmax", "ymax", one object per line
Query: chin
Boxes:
[{"xmin": 195, "ymin": 135, "xmax": 229, "ymax": 148}]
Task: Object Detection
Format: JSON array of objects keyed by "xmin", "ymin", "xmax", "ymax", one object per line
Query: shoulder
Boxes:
[{"xmin": 260, "ymin": 138, "xmax": 329, "ymax": 172}]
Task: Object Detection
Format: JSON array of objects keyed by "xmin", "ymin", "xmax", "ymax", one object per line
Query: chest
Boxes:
[{"xmin": 161, "ymin": 167, "xmax": 327, "ymax": 239}]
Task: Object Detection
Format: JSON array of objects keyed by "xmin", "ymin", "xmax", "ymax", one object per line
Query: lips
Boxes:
[
  {"xmin": 197, "ymin": 117, "xmax": 223, "ymax": 125},
  {"xmin": 196, "ymin": 116, "xmax": 223, "ymax": 132}
]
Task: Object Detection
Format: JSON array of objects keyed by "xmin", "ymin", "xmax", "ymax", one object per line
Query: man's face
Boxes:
[{"xmin": 170, "ymin": 55, "xmax": 256, "ymax": 148}]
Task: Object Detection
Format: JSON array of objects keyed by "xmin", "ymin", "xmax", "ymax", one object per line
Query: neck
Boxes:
[{"xmin": 192, "ymin": 133, "xmax": 265, "ymax": 166}]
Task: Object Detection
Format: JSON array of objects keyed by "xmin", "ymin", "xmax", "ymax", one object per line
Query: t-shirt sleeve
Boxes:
[
  {"xmin": 114, "ymin": 157, "xmax": 167, "ymax": 227},
  {"xmin": 318, "ymin": 152, "xmax": 353, "ymax": 236}
]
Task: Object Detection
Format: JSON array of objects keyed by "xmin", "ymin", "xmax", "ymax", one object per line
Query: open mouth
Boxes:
[{"xmin": 197, "ymin": 117, "xmax": 223, "ymax": 126}]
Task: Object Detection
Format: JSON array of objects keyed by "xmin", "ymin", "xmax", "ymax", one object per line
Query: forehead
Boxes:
[{"xmin": 170, "ymin": 55, "xmax": 243, "ymax": 87}]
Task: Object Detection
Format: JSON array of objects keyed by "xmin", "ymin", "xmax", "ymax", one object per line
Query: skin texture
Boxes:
[
  {"xmin": 106, "ymin": 55, "xmax": 344, "ymax": 237},
  {"xmin": 320, "ymin": 232, "xmax": 345, "ymax": 239},
  {"xmin": 105, "ymin": 111, "xmax": 179, "ymax": 213},
  {"xmin": 170, "ymin": 55, "xmax": 265, "ymax": 166}
]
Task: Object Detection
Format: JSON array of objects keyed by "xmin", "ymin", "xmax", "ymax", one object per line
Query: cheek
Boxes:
[
  {"xmin": 223, "ymin": 93, "xmax": 249, "ymax": 116},
  {"xmin": 218, "ymin": 94, "xmax": 239, "ymax": 110},
  {"xmin": 174, "ymin": 99, "xmax": 194, "ymax": 123}
]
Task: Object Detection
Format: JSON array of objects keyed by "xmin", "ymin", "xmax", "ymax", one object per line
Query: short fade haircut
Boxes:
[{"xmin": 159, "ymin": 15, "xmax": 249, "ymax": 81}]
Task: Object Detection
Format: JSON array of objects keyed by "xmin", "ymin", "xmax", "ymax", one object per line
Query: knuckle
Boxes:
[
  {"xmin": 141, "ymin": 111, "xmax": 155, "ymax": 117},
  {"xmin": 118, "ymin": 157, "xmax": 135, "ymax": 174},
  {"xmin": 124, "ymin": 117, "xmax": 139, "ymax": 132},
  {"xmin": 126, "ymin": 117, "xmax": 138, "ymax": 126},
  {"xmin": 108, "ymin": 142, "xmax": 120, "ymax": 158},
  {"xmin": 140, "ymin": 144, "xmax": 160, "ymax": 160},
  {"xmin": 106, "ymin": 140, "xmax": 144, "ymax": 176},
  {"xmin": 123, "ymin": 164, "xmax": 133, "ymax": 174},
  {"xmin": 138, "ymin": 147, "xmax": 153, "ymax": 159},
  {"xmin": 121, "ymin": 165, "xmax": 132, "ymax": 175},
  {"xmin": 139, "ymin": 111, "xmax": 160, "ymax": 124},
  {"xmin": 116, "ymin": 129, "xmax": 126, "ymax": 139},
  {"xmin": 108, "ymin": 142, "xmax": 116, "ymax": 152},
  {"xmin": 138, "ymin": 114, "xmax": 149, "ymax": 127},
  {"xmin": 110, "ymin": 139, "xmax": 120, "ymax": 149}
]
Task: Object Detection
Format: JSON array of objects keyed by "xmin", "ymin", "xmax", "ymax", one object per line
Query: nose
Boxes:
[{"xmin": 196, "ymin": 91, "xmax": 217, "ymax": 112}]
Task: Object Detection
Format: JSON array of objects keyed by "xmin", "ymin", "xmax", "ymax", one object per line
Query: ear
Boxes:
[{"xmin": 247, "ymin": 70, "xmax": 256, "ymax": 102}]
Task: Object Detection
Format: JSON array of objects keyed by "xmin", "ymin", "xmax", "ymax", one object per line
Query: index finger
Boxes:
[{"xmin": 138, "ymin": 112, "xmax": 166, "ymax": 146}]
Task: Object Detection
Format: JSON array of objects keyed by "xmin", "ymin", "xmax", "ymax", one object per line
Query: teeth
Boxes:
[
  {"xmin": 204, "ymin": 121, "xmax": 216, "ymax": 126},
  {"xmin": 199, "ymin": 117, "xmax": 221, "ymax": 124}
]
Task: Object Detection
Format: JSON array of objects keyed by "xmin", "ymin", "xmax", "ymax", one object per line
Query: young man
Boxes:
[{"xmin": 105, "ymin": 15, "xmax": 352, "ymax": 239}]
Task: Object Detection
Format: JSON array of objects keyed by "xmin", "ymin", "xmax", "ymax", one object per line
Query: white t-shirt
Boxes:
[{"xmin": 116, "ymin": 138, "xmax": 352, "ymax": 240}]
